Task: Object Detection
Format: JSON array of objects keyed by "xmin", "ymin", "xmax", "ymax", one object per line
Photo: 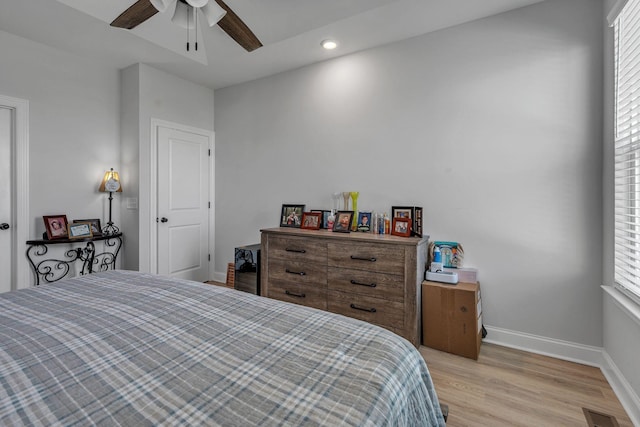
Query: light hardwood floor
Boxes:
[
  {"xmin": 205, "ymin": 281, "xmax": 632, "ymax": 426},
  {"xmin": 421, "ymin": 343, "xmax": 633, "ymax": 426}
]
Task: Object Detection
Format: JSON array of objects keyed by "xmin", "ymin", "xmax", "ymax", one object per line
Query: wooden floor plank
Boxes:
[
  {"xmin": 204, "ymin": 282, "xmax": 632, "ymax": 425},
  {"xmin": 421, "ymin": 343, "xmax": 633, "ymax": 427}
]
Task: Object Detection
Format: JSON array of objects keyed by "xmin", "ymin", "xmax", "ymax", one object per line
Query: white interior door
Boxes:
[
  {"xmin": 157, "ymin": 126, "xmax": 210, "ymax": 282},
  {"xmin": 0, "ymin": 107, "xmax": 12, "ymax": 293}
]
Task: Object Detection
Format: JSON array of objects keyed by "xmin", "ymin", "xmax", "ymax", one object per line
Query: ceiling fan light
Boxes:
[
  {"xmin": 186, "ymin": 0, "xmax": 209, "ymax": 8},
  {"xmin": 200, "ymin": 1, "xmax": 227, "ymax": 27},
  {"xmin": 171, "ymin": 1, "xmax": 192, "ymax": 28},
  {"xmin": 150, "ymin": 0, "xmax": 176, "ymax": 13}
]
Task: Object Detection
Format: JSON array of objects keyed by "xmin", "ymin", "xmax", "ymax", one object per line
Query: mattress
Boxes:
[{"xmin": 0, "ymin": 270, "xmax": 445, "ymax": 426}]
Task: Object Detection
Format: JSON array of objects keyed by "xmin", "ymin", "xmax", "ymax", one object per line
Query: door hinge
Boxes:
[
  {"xmin": 208, "ymin": 201, "xmax": 211, "ymax": 208},
  {"xmin": 208, "ymin": 254, "xmax": 211, "ymax": 261},
  {"xmin": 208, "ymin": 149, "xmax": 211, "ymax": 156}
]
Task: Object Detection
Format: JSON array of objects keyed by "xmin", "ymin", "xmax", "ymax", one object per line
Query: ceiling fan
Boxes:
[{"xmin": 110, "ymin": 0, "xmax": 262, "ymax": 52}]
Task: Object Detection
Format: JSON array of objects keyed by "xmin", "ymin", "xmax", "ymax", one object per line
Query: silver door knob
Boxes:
[
  {"xmin": 160, "ymin": 217, "xmax": 168, "ymax": 223},
  {"xmin": 0, "ymin": 223, "xmax": 9, "ymax": 230}
]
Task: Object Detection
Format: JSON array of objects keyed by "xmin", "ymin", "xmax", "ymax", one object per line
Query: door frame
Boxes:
[
  {"xmin": 0, "ymin": 94, "xmax": 30, "ymax": 290},
  {"xmin": 147, "ymin": 118, "xmax": 215, "ymax": 279}
]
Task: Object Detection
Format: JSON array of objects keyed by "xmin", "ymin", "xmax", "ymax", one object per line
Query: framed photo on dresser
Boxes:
[
  {"xmin": 391, "ymin": 217, "xmax": 412, "ymax": 237},
  {"xmin": 311, "ymin": 210, "xmax": 331, "ymax": 229},
  {"xmin": 332, "ymin": 211, "xmax": 353, "ymax": 233},
  {"xmin": 301, "ymin": 212, "xmax": 322, "ymax": 230},
  {"xmin": 391, "ymin": 206, "xmax": 423, "ymax": 237},
  {"xmin": 280, "ymin": 204, "xmax": 305, "ymax": 227}
]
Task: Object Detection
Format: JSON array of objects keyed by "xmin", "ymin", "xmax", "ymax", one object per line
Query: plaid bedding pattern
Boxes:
[{"xmin": 0, "ymin": 270, "xmax": 445, "ymax": 426}]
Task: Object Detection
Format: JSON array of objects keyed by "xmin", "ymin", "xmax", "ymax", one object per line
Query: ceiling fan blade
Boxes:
[
  {"xmin": 111, "ymin": 0, "xmax": 159, "ymax": 30},
  {"xmin": 214, "ymin": 0, "xmax": 263, "ymax": 52}
]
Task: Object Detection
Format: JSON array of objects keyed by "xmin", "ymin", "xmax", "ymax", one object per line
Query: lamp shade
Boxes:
[{"xmin": 99, "ymin": 168, "xmax": 122, "ymax": 193}]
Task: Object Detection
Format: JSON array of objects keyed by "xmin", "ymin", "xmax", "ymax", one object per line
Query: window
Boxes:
[{"xmin": 614, "ymin": 0, "xmax": 640, "ymax": 302}]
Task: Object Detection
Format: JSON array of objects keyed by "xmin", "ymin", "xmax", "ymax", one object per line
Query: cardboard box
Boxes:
[{"xmin": 422, "ymin": 281, "xmax": 482, "ymax": 359}]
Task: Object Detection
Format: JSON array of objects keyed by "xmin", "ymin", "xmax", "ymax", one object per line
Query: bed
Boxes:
[{"xmin": 0, "ymin": 270, "xmax": 445, "ymax": 426}]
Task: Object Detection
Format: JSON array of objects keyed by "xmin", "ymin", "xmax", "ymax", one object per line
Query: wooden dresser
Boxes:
[{"xmin": 260, "ymin": 227, "xmax": 428, "ymax": 347}]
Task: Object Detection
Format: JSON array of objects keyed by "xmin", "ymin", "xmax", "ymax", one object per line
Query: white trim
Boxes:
[
  {"xmin": 0, "ymin": 95, "xmax": 29, "ymax": 290},
  {"xmin": 607, "ymin": 0, "xmax": 629, "ymax": 26},
  {"xmin": 147, "ymin": 119, "xmax": 215, "ymax": 278},
  {"xmin": 148, "ymin": 121, "xmax": 158, "ymax": 274},
  {"xmin": 208, "ymin": 135, "xmax": 215, "ymax": 281},
  {"xmin": 603, "ymin": 285, "xmax": 640, "ymax": 327},
  {"xmin": 212, "ymin": 271, "xmax": 226, "ymax": 283},
  {"xmin": 483, "ymin": 325, "xmax": 605, "ymax": 367},
  {"xmin": 601, "ymin": 351, "xmax": 640, "ymax": 426}
]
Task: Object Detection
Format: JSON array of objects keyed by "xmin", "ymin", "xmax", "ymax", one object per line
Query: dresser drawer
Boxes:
[
  {"xmin": 267, "ymin": 282, "xmax": 327, "ymax": 310},
  {"xmin": 261, "ymin": 227, "xmax": 428, "ymax": 348},
  {"xmin": 268, "ymin": 259, "xmax": 327, "ymax": 286},
  {"xmin": 327, "ymin": 290, "xmax": 404, "ymax": 330},
  {"xmin": 328, "ymin": 242, "xmax": 405, "ymax": 275},
  {"xmin": 269, "ymin": 235, "xmax": 327, "ymax": 263},
  {"xmin": 327, "ymin": 267, "xmax": 404, "ymax": 303}
]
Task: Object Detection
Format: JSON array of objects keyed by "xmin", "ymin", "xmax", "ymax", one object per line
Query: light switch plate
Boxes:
[{"xmin": 126, "ymin": 197, "xmax": 138, "ymax": 210}]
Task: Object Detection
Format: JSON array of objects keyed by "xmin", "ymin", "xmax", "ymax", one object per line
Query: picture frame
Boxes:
[
  {"xmin": 43, "ymin": 215, "xmax": 69, "ymax": 240},
  {"xmin": 68, "ymin": 222, "xmax": 93, "ymax": 239},
  {"xmin": 73, "ymin": 218, "xmax": 102, "ymax": 237},
  {"xmin": 301, "ymin": 212, "xmax": 322, "ymax": 230},
  {"xmin": 391, "ymin": 217, "xmax": 412, "ymax": 237},
  {"xmin": 392, "ymin": 206, "xmax": 414, "ymax": 220},
  {"xmin": 391, "ymin": 206, "xmax": 423, "ymax": 237},
  {"xmin": 332, "ymin": 210, "xmax": 354, "ymax": 233},
  {"xmin": 311, "ymin": 209, "xmax": 331, "ymax": 229},
  {"xmin": 280, "ymin": 204, "xmax": 305, "ymax": 228},
  {"xmin": 356, "ymin": 211, "xmax": 372, "ymax": 232}
]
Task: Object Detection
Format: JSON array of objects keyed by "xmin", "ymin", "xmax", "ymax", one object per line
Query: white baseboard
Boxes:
[
  {"xmin": 484, "ymin": 325, "xmax": 640, "ymax": 426},
  {"xmin": 212, "ymin": 271, "xmax": 227, "ymax": 283},
  {"xmin": 601, "ymin": 352, "xmax": 640, "ymax": 427},
  {"xmin": 483, "ymin": 325, "xmax": 605, "ymax": 367}
]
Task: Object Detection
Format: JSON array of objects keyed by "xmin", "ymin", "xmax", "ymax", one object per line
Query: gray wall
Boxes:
[
  {"xmin": 602, "ymin": 0, "xmax": 640, "ymax": 415},
  {"xmin": 215, "ymin": 0, "xmax": 604, "ymax": 346},
  {"xmin": 120, "ymin": 63, "xmax": 215, "ymax": 272},
  {"xmin": 0, "ymin": 29, "xmax": 121, "ymax": 286}
]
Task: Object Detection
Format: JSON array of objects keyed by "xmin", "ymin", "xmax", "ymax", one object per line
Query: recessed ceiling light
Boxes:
[{"xmin": 321, "ymin": 39, "xmax": 338, "ymax": 50}]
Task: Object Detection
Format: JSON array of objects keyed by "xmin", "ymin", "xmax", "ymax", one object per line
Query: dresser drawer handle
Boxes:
[
  {"xmin": 350, "ymin": 279, "xmax": 377, "ymax": 288},
  {"xmin": 350, "ymin": 303, "xmax": 376, "ymax": 313},
  {"xmin": 285, "ymin": 290, "xmax": 306, "ymax": 298},
  {"xmin": 285, "ymin": 248, "xmax": 306, "ymax": 253},
  {"xmin": 285, "ymin": 269, "xmax": 306, "ymax": 276},
  {"xmin": 350, "ymin": 255, "xmax": 377, "ymax": 262}
]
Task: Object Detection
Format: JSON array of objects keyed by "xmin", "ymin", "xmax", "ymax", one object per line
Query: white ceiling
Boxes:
[{"xmin": 0, "ymin": 0, "xmax": 545, "ymax": 89}]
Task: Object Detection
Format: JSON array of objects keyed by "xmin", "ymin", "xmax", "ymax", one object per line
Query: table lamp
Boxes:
[{"xmin": 99, "ymin": 168, "xmax": 122, "ymax": 235}]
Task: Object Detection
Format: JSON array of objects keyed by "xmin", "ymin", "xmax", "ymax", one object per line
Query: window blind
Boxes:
[{"xmin": 614, "ymin": 0, "xmax": 640, "ymax": 302}]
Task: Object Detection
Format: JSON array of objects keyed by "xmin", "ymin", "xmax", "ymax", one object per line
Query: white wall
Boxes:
[
  {"xmin": 0, "ymin": 30, "xmax": 121, "ymax": 286},
  {"xmin": 120, "ymin": 63, "xmax": 214, "ymax": 272},
  {"xmin": 215, "ymin": 0, "xmax": 604, "ymax": 347}
]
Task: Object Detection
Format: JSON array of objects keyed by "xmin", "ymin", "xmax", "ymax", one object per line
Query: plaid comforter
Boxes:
[{"xmin": 0, "ymin": 270, "xmax": 445, "ymax": 426}]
